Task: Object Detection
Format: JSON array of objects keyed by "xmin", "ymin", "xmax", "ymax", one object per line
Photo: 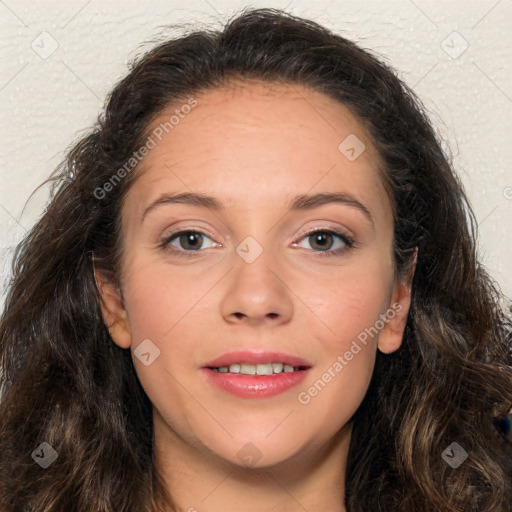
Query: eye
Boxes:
[
  {"xmin": 294, "ymin": 229, "xmax": 354, "ymax": 257},
  {"xmin": 159, "ymin": 228, "xmax": 354, "ymax": 258},
  {"xmin": 160, "ymin": 230, "xmax": 218, "ymax": 255}
]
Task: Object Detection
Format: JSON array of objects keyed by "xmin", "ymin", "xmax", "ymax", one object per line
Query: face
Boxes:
[{"xmin": 96, "ymin": 80, "xmax": 412, "ymax": 470}]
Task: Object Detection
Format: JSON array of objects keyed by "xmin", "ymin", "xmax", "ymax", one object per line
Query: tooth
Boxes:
[
  {"xmin": 256, "ymin": 363, "xmax": 273, "ymax": 375},
  {"xmin": 214, "ymin": 362, "xmax": 300, "ymax": 374},
  {"xmin": 272, "ymin": 363, "xmax": 284, "ymax": 373},
  {"xmin": 240, "ymin": 364, "xmax": 256, "ymax": 375}
]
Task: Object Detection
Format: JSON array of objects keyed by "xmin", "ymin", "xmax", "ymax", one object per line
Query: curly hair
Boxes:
[{"xmin": 1, "ymin": 7, "xmax": 511, "ymax": 512}]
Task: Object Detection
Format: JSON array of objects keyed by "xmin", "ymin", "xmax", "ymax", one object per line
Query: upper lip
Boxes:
[{"xmin": 203, "ymin": 350, "xmax": 312, "ymax": 369}]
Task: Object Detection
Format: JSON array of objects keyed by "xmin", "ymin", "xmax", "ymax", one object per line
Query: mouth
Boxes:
[
  {"xmin": 207, "ymin": 362, "xmax": 309, "ymax": 375},
  {"xmin": 202, "ymin": 350, "xmax": 312, "ymax": 398}
]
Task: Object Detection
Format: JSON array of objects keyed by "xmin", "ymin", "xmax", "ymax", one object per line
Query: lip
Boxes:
[
  {"xmin": 203, "ymin": 350, "xmax": 312, "ymax": 369},
  {"xmin": 201, "ymin": 367, "xmax": 311, "ymax": 398},
  {"xmin": 201, "ymin": 350, "xmax": 312, "ymax": 399}
]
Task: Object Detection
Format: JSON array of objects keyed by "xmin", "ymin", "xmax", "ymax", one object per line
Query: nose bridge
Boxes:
[
  {"xmin": 220, "ymin": 233, "xmax": 293, "ymax": 323},
  {"xmin": 235, "ymin": 236, "xmax": 277, "ymax": 286}
]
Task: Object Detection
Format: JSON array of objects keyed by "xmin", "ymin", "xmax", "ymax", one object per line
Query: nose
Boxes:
[{"xmin": 220, "ymin": 245, "xmax": 294, "ymax": 326}]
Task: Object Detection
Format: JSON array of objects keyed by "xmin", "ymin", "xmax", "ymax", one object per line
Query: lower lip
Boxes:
[{"xmin": 201, "ymin": 368, "xmax": 310, "ymax": 398}]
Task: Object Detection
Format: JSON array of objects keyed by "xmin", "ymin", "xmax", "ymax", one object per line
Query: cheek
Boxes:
[
  {"xmin": 302, "ymin": 259, "xmax": 393, "ymax": 352},
  {"xmin": 120, "ymin": 263, "xmax": 202, "ymax": 432},
  {"xmin": 121, "ymin": 256, "xmax": 205, "ymax": 341},
  {"xmin": 290, "ymin": 260, "xmax": 392, "ymax": 427},
  {"xmin": 120, "ymin": 257, "xmax": 216, "ymax": 387}
]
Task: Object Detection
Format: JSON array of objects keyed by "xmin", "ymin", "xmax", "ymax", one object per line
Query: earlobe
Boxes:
[
  {"xmin": 93, "ymin": 265, "xmax": 132, "ymax": 349},
  {"xmin": 378, "ymin": 247, "xmax": 417, "ymax": 354}
]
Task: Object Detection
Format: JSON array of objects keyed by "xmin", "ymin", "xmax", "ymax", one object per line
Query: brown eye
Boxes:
[
  {"xmin": 309, "ymin": 232, "xmax": 335, "ymax": 251},
  {"xmin": 161, "ymin": 230, "xmax": 217, "ymax": 254},
  {"xmin": 175, "ymin": 232, "xmax": 205, "ymax": 250},
  {"xmin": 295, "ymin": 229, "xmax": 354, "ymax": 256}
]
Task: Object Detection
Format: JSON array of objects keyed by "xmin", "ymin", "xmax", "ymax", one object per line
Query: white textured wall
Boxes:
[{"xmin": 1, "ymin": 0, "xmax": 511, "ymax": 313}]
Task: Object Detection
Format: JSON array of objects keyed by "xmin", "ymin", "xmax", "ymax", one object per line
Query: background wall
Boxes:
[{"xmin": 1, "ymin": 0, "xmax": 511, "ymax": 313}]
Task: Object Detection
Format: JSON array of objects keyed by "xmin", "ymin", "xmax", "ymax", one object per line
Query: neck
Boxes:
[{"xmin": 152, "ymin": 411, "xmax": 350, "ymax": 512}]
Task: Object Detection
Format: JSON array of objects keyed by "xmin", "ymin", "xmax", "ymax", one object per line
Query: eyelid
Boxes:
[
  {"xmin": 293, "ymin": 224, "xmax": 355, "ymax": 244},
  {"xmin": 163, "ymin": 225, "xmax": 216, "ymax": 238}
]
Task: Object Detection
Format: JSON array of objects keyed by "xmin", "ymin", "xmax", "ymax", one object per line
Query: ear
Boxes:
[
  {"xmin": 378, "ymin": 248, "xmax": 417, "ymax": 354},
  {"xmin": 93, "ymin": 264, "xmax": 132, "ymax": 349}
]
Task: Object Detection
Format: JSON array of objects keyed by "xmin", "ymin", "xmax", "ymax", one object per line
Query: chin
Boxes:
[{"xmin": 203, "ymin": 432, "xmax": 310, "ymax": 471}]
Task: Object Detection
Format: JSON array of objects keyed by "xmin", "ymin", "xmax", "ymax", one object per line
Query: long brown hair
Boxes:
[{"xmin": 1, "ymin": 8, "xmax": 511, "ymax": 512}]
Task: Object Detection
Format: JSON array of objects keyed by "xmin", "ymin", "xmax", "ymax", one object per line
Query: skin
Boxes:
[{"xmin": 95, "ymin": 80, "xmax": 414, "ymax": 512}]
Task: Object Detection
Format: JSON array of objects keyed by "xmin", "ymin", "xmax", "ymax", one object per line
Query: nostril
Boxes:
[{"xmin": 231, "ymin": 312, "xmax": 279, "ymax": 320}]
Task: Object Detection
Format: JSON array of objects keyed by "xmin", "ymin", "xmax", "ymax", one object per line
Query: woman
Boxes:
[{"xmin": 1, "ymin": 7, "xmax": 511, "ymax": 512}]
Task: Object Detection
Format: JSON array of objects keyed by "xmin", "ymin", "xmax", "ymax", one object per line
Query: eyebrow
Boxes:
[{"xmin": 141, "ymin": 191, "xmax": 374, "ymax": 226}]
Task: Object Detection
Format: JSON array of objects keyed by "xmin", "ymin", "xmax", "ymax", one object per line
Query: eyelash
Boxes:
[
  {"xmin": 159, "ymin": 228, "xmax": 355, "ymax": 259},
  {"xmin": 295, "ymin": 229, "xmax": 355, "ymax": 257}
]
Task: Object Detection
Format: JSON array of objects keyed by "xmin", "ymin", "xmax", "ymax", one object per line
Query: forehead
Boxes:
[{"xmin": 124, "ymin": 80, "xmax": 390, "ymax": 224}]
